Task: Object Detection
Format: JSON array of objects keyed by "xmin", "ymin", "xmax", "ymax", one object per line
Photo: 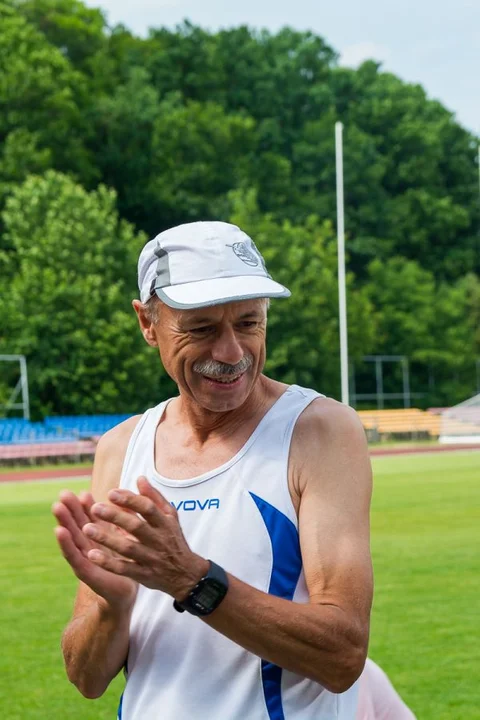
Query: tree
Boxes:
[
  {"xmin": 0, "ymin": 129, "xmax": 52, "ymax": 205},
  {"xmin": 147, "ymin": 98, "xmax": 257, "ymax": 233},
  {"xmin": 89, "ymin": 66, "xmax": 164, "ymax": 232},
  {"xmin": 331, "ymin": 62, "xmax": 479, "ymax": 279},
  {"xmin": 0, "ymin": 2, "xmax": 96, "ymax": 191},
  {"xmin": 364, "ymin": 258, "xmax": 480, "ymax": 405},
  {"xmin": 425, "ymin": 273, "xmax": 480, "ymax": 404},
  {"xmin": 0, "ymin": 171, "xmax": 173, "ymax": 418},
  {"xmin": 15, "ymin": 0, "xmax": 107, "ymax": 71},
  {"xmin": 365, "ymin": 257, "xmax": 437, "ymax": 358}
]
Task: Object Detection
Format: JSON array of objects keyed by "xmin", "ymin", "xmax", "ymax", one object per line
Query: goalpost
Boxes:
[{"xmin": 0, "ymin": 355, "xmax": 30, "ymax": 420}]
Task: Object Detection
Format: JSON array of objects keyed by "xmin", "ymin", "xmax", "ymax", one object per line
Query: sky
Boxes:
[{"xmin": 83, "ymin": 0, "xmax": 480, "ymax": 135}]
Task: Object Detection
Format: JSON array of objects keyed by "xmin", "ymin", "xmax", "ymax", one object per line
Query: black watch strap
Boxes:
[{"xmin": 173, "ymin": 560, "xmax": 229, "ymax": 617}]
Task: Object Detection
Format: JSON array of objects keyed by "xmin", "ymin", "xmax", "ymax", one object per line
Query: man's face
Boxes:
[{"xmin": 151, "ymin": 299, "xmax": 268, "ymax": 412}]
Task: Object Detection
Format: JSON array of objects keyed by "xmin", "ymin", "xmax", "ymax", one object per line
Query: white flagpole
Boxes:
[{"xmin": 335, "ymin": 122, "xmax": 349, "ymax": 405}]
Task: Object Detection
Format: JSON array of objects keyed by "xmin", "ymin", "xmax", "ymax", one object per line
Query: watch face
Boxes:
[
  {"xmin": 176, "ymin": 562, "xmax": 228, "ymax": 616},
  {"xmin": 195, "ymin": 584, "xmax": 220, "ymax": 608}
]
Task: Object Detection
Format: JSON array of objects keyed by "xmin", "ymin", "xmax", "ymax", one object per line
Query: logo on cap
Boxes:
[{"xmin": 228, "ymin": 242, "xmax": 259, "ymax": 267}]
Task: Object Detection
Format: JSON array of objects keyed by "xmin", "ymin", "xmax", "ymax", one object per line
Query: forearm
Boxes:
[
  {"xmin": 62, "ymin": 597, "xmax": 131, "ymax": 698},
  {"xmin": 203, "ymin": 575, "xmax": 368, "ymax": 693}
]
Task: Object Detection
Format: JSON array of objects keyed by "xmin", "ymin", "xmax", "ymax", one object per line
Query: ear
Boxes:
[{"xmin": 132, "ymin": 299, "xmax": 158, "ymax": 347}]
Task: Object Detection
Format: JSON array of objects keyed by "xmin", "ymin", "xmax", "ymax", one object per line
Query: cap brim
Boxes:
[{"xmin": 155, "ymin": 275, "xmax": 291, "ymax": 310}]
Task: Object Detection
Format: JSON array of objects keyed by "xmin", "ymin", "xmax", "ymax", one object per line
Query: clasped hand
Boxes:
[{"xmin": 54, "ymin": 476, "xmax": 207, "ymax": 603}]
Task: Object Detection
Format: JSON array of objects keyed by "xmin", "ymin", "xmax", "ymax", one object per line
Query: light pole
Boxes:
[{"xmin": 335, "ymin": 122, "xmax": 349, "ymax": 405}]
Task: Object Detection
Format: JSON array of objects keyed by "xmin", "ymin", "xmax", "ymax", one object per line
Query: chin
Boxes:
[
  {"xmin": 199, "ymin": 392, "xmax": 248, "ymax": 413},
  {"xmin": 193, "ymin": 377, "xmax": 253, "ymax": 412}
]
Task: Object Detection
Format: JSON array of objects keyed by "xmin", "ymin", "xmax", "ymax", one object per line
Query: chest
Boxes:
[
  {"xmin": 153, "ymin": 433, "xmax": 301, "ymax": 518},
  {"xmin": 154, "ymin": 423, "xmax": 257, "ymax": 479}
]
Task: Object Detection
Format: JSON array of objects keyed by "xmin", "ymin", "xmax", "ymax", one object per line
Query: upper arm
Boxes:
[
  {"xmin": 291, "ymin": 399, "xmax": 373, "ymax": 642},
  {"xmin": 90, "ymin": 415, "xmax": 142, "ymax": 501},
  {"xmin": 74, "ymin": 415, "xmax": 142, "ymax": 610}
]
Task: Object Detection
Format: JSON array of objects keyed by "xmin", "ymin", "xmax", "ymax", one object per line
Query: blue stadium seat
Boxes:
[{"xmin": 0, "ymin": 414, "xmax": 135, "ymax": 444}]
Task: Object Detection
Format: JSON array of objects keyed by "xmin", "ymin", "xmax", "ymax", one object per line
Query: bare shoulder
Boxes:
[
  {"xmin": 91, "ymin": 414, "xmax": 143, "ymax": 501},
  {"xmin": 293, "ymin": 397, "xmax": 368, "ymax": 450},
  {"xmin": 290, "ymin": 397, "xmax": 371, "ymax": 497}
]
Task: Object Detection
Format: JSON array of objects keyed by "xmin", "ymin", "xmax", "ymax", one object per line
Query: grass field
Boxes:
[{"xmin": 0, "ymin": 450, "xmax": 479, "ymax": 719}]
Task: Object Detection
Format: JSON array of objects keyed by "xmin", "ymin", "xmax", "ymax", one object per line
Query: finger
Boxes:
[
  {"xmin": 107, "ymin": 489, "xmax": 165, "ymax": 528},
  {"xmin": 137, "ymin": 477, "xmax": 176, "ymax": 515},
  {"xmin": 87, "ymin": 548, "xmax": 146, "ymax": 583},
  {"xmin": 83, "ymin": 522, "xmax": 153, "ymax": 564},
  {"xmin": 79, "ymin": 492, "xmax": 95, "ymax": 516},
  {"xmin": 90, "ymin": 503, "xmax": 154, "ymax": 543},
  {"xmin": 80, "ymin": 491, "xmax": 129, "ymax": 537},
  {"xmin": 54, "ymin": 526, "xmax": 101, "ymax": 581},
  {"xmin": 59, "ymin": 490, "xmax": 91, "ymax": 529},
  {"xmin": 55, "ymin": 527, "xmax": 126, "ymax": 592},
  {"xmin": 52, "ymin": 502, "xmax": 91, "ymax": 554}
]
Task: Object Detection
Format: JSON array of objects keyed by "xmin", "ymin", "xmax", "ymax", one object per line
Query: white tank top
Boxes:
[{"xmin": 118, "ymin": 384, "xmax": 359, "ymax": 719}]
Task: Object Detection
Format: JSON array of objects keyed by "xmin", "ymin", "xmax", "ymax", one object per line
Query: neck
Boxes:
[{"xmin": 172, "ymin": 375, "xmax": 277, "ymax": 444}]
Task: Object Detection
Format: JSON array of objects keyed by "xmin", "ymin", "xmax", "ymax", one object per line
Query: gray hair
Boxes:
[{"xmin": 143, "ymin": 295, "xmax": 161, "ymax": 324}]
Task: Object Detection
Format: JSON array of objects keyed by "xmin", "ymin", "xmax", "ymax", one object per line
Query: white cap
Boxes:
[{"xmin": 138, "ymin": 221, "xmax": 291, "ymax": 309}]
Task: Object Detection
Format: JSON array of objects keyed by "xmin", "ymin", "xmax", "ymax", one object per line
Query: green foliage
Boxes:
[
  {"xmin": 0, "ymin": 171, "xmax": 172, "ymax": 417},
  {"xmin": 0, "ymin": 129, "xmax": 52, "ymax": 205},
  {"xmin": 0, "ymin": 2, "xmax": 95, "ymax": 183},
  {"xmin": 88, "ymin": 66, "xmax": 164, "ymax": 231},
  {"xmin": 0, "ymin": 4, "xmax": 478, "ymax": 414},
  {"xmin": 365, "ymin": 258, "xmax": 480, "ymax": 405},
  {"xmin": 15, "ymin": 0, "xmax": 107, "ymax": 70},
  {"xmin": 332, "ymin": 62, "xmax": 479, "ymax": 279},
  {"xmin": 148, "ymin": 100, "xmax": 256, "ymax": 230},
  {"xmin": 365, "ymin": 257, "xmax": 437, "ymax": 357}
]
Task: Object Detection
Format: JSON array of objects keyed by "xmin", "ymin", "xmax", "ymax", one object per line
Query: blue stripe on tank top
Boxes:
[
  {"xmin": 117, "ymin": 657, "xmax": 128, "ymax": 719},
  {"xmin": 117, "ymin": 693, "xmax": 123, "ymax": 720},
  {"xmin": 249, "ymin": 492, "xmax": 303, "ymax": 720}
]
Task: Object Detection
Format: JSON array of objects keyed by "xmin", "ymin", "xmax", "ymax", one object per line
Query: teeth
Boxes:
[{"xmin": 206, "ymin": 375, "xmax": 240, "ymax": 384}]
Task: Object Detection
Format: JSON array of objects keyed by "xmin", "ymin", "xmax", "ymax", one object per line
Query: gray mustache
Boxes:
[{"xmin": 193, "ymin": 355, "xmax": 253, "ymax": 378}]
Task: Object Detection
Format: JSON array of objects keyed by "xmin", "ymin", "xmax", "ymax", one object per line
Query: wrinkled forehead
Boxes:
[{"xmin": 170, "ymin": 298, "xmax": 269, "ymax": 326}]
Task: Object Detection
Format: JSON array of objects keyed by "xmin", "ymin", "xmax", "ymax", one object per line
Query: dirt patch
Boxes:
[
  {"xmin": 0, "ymin": 466, "xmax": 93, "ymax": 483},
  {"xmin": 370, "ymin": 443, "xmax": 480, "ymax": 457}
]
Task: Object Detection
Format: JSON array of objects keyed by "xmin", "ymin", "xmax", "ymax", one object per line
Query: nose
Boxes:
[{"xmin": 210, "ymin": 326, "xmax": 244, "ymax": 366}]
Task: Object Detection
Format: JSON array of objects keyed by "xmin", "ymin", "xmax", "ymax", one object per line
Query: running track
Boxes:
[{"xmin": 1, "ymin": 443, "xmax": 479, "ymax": 483}]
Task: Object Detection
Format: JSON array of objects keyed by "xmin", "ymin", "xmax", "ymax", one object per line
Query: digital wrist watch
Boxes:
[{"xmin": 173, "ymin": 560, "xmax": 229, "ymax": 617}]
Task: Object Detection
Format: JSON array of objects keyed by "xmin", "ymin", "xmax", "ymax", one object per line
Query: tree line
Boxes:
[{"xmin": 0, "ymin": 0, "xmax": 478, "ymax": 418}]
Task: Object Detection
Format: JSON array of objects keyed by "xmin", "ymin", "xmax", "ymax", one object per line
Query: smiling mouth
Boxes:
[{"xmin": 202, "ymin": 372, "xmax": 245, "ymax": 385}]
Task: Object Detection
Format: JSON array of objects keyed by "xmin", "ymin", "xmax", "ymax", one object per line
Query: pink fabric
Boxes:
[
  {"xmin": 0, "ymin": 441, "xmax": 95, "ymax": 459},
  {"xmin": 356, "ymin": 659, "xmax": 417, "ymax": 720}
]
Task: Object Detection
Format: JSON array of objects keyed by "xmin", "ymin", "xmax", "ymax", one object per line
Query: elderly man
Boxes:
[{"xmin": 53, "ymin": 221, "xmax": 373, "ymax": 719}]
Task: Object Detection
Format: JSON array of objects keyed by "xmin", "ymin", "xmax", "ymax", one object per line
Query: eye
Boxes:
[
  {"xmin": 237, "ymin": 321, "xmax": 258, "ymax": 329},
  {"xmin": 189, "ymin": 326, "xmax": 214, "ymax": 336}
]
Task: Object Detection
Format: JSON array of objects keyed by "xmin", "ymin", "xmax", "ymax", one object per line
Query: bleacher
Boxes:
[
  {"xmin": 43, "ymin": 414, "xmax": 133, "ymax": 439},
  {"xmin": 0, "ymin": 418, "xmax": 77, "ymax": 445},
  {"xmin": 0, "ymin": 414, "xmax": 133, "ymax": 461},
  {"xmin": 357, "ymin": 409, "xmax": 440, "ymax": 438},
  {"xmin": 357, "ymin": 407, "xmax": 480, "ymax": 441},
  {"xmin": 0, "ymin": 415, "xmax": 133, "ymax": 444}
]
